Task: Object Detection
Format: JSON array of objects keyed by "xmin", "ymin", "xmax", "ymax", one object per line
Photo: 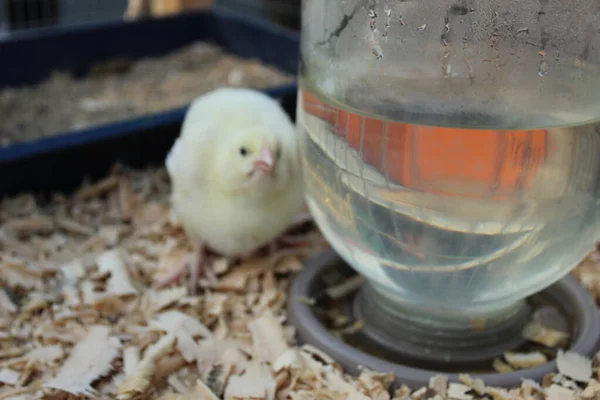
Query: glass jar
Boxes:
[{"xmin": 297, "ymin": 0, "xmax": 600, "ymax": 333}]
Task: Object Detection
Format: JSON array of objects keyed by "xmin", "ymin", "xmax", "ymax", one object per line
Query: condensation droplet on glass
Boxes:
[
  {"xmin": 443, "ymin": 63, "xmax": 452, "ymax": 78},
  {"xmin": 383, "ymin": 7, "xmax": 391, "ymax": 33},
  {"xmin": 369, "ymin": 9, "xmax": 376, "ymax": 18},
  {"xmin": 373, "ymin": 47, "xmax": 384, "ymax": 59},
  {"xmin": 418, "ymin": 24, "xmax": 427, "ymax": 31},
  {"xmin": 516, "ymin": 27, "xmax": 529, "ymax": 35},
  {"xmin": 539, "ymin": 60, "xmax": 549, "ymax": 76},
  {"xmin": 366, "ymin": 32, "xmax": 384, "ymax": 59}
]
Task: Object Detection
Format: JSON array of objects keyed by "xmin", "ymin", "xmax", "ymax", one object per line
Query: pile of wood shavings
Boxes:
[
  {"xmin": 0, "ymin": 165, "xmax": 600, "ymax": 399},
  {"xmin": 0, "ymin": 42, "xmax": 294, "ymax": 147}
]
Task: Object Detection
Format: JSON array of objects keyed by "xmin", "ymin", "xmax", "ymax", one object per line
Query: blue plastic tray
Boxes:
[{"xmin": 0, "ymin": 8, "xmax": 299, "ymax": 196}]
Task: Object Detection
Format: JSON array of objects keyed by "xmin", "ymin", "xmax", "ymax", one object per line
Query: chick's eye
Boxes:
[{"xmin": 239, "ymin": 147, "xmax": 248, "ymax": 156}]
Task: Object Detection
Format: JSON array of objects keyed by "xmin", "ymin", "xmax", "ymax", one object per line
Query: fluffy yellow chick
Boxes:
[{"xmin": 165, "ymin": 87, "xmax": 305, "ymax": 290}]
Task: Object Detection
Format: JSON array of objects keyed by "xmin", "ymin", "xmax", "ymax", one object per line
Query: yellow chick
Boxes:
[{"xmin": 165, "ymin": 88, "xmax": 305, "ymax": 290}]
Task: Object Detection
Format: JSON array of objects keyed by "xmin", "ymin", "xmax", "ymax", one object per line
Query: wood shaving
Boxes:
[
  {"xmin": 76, "ymin": 176, "xmax": 120, "ymax": 200},
  {"xmin": 447, "ymin": 383, "xmax": 474, "ymax": 400},
  {"xmin": 357, "ymin": 368, "xmax": 395, "ymax": 400},
  {"xmin": 215, "ymin": 258, "xmax": 271, "ymax": 292},
  {"xmin": 43, "ymin": 325, "xmax": 121, "ymax": 396},
  {"xmin": 123, "ymin": 347, "xmax": 140, "ymax": 376},
  {"xmin": 492, "ymin": 357, "xmax": 515, "ymax": 373},
  {"xmin": 504, "ymin": 351, "xmax": 548, "ymax": 369},
  {"xmin": 118, "ymin": 333, "xmax": 176, "ymax": 400},
  {"xmin": 212, "ymin": 258, "xmax": 230, "ymax": 275},
  {"xmin": 27, "ymin": 345, "xmax": 65, "ymax": 365},
  {"xmin": 0, "ymin": 369, "xmax": 20, "ymax": 385},
  {"xmin": 194, "ymin": 379, "xmax": 221, "ymax": 400},
  {"xmin": 545, "ymin": 384, "xmax": 576, "ymax": 400},
  {"xmin": 248, "ymin": 310, "xmax": 289, "ymax": 364},
  {"xmin": 300, "ymin": 344, "xmax": 339, "ymax": 367},
  {"xmin": 3, "ymin": 217, "xmax": 54, "ymax": 237},
  {"xmin": 96, "ymin": 249, "xmax": 139, "ymax": 297},
  {"xmin": 459, "ymin": 374, "xmax": 486, "ymax": 395},
  {"xmin": 325, "ymin": 275, "xmax": 364, "ymax": 300},
  {"xmin": 523, "ymin": 322, "xmax": 570, "ymax": 348},
  {"xmin": 429, "ymin": 375, "xmax": 448, "ymax": 397},
  {"xmin": 167, "ymin": 375, "xmax": 188, "ymax": 393},
  {"xmin": 393, "ymin": 385, "xmax": 412, "ymax": 400},
  {"xmin": 0, "ymin": 290, "xmax": 17, "ymax": 314},
  {"xmin": 486, "ymin": 387, "xmax": 512, "ymax": 400},
  {"xmin": 150, "ymin": 310, "xmax": 213, "ymax": 338},
  {"xmin": 224, "ymin": 361, "xmax": 276, "ymax": 400},
  {"xmin": 154, "ymin": 249, "xmax": 189, "ymax": 285},
  {"xmin": 144, "ymin": 286, "xmax": 188, "ymax": 312},
  {"xmin": 0, "ymin": 255, "xmax": 44, "ymax": 290},
  {"xmin": 273, "ymin": 349, "xmax": 304, "ymax": 372},
  {"xmin": 556, "ymin": 350, "xmax": 592, "ymax": 382},
  {"xmin": 274, "ymin": 255, "xmax": 305, "ymax": 274},
  {"xmin": 56, "ymin": 218, "xmax": 96, "ymax": 236},
  {"xmin": 582, "ymin": 379, "xmax": 600, "ymax": 397},
  {"xmin": 195, "ymin": 338, "xmax": 245, "ymax": 378}
]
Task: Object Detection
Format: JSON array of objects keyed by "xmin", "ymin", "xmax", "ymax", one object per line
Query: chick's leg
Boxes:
[
  {"xmin": 155, "ymin": 242, "xmax": 208, "ymax": 292},
  {"xmin": 188, "ymin": 242, "xmax": 209, "ymax": 295}
]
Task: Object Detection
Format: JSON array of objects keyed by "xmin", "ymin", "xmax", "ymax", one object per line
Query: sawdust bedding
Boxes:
[
  {"xmin": 0, "ymin": 164, "xmax": 600, "ymax": 400},
  {"xmin": 0, "ymin": 42, "xmax": 294, "ymax": 148}
]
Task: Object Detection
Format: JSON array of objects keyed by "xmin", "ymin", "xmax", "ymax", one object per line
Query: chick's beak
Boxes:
[{"xmin": 252, "ymin": 145, "xmax": 275, "ymax": 173}]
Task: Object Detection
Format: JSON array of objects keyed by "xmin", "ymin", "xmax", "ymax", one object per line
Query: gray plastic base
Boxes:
[
  {"xmin": 353, "ymin": 281, "xmax": 532, "ymax": 369},
  {"xmin": 287, "ymin": 250, "xmax": 600, "ymax": 389}
]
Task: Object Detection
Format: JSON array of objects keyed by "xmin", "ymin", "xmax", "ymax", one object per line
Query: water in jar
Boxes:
[{"xmin": 298, "ymin": 78, "xmax": 600, "ymax": 311}]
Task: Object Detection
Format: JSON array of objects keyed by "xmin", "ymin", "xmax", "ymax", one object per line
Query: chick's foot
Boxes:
[
  {"xmin": 189, "ymin": 242, "xmax": 220, "ymax": 295},
  {"xmin": 154, "ymin": 242, "xmax": 213, "ymax": 293}
]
